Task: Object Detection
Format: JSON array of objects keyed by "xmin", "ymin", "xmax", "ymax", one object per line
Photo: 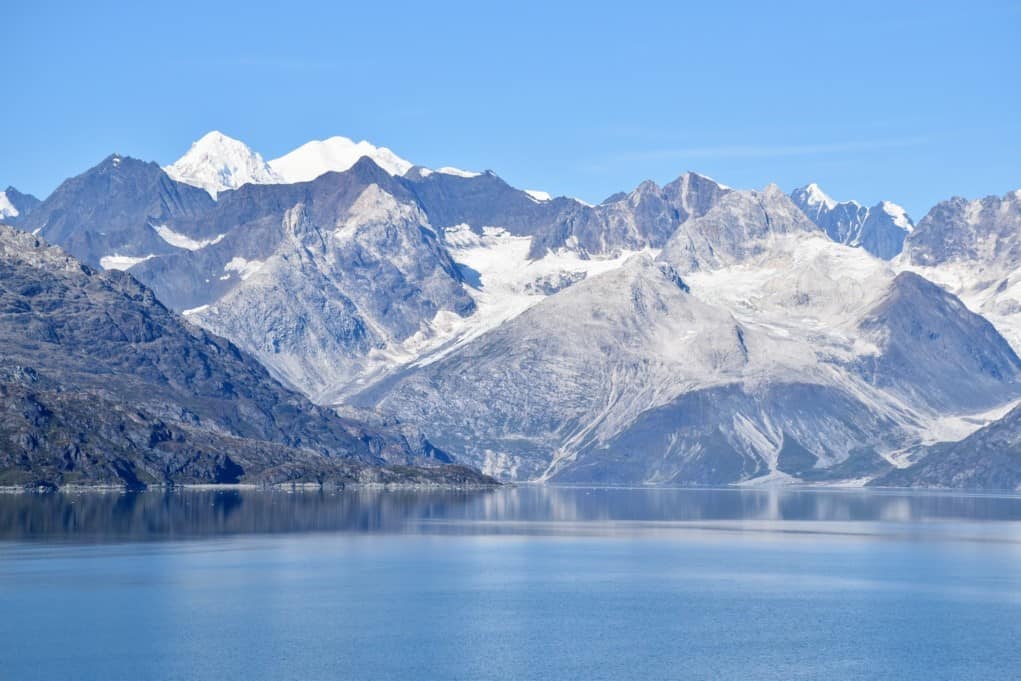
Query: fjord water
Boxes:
[{"xmin": 2, "ymin": 487, "xmax": 1020, "ymax": 681}]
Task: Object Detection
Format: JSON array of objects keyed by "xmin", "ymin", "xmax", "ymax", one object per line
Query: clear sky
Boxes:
[{"xmin": 6, "ymin": 0, "xmax": 1019, "ymax": 218}]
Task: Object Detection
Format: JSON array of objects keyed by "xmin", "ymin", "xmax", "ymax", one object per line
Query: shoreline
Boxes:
[
  {"xmin": 3, "ymin": 481, "xmax": 1020, "ymax": 497},
  {"xmin": 0, "ymin": 481, "xmax": 503, "ymax": 495}
]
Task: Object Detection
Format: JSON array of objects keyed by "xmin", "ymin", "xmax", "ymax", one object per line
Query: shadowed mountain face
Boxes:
[
  {"xmin": 17, "ymin": 155, "xmax": 216, "ymax": 268},
  {"xmin": 0, "ymin": 226, "xmax": 493, "ymax": 490}
]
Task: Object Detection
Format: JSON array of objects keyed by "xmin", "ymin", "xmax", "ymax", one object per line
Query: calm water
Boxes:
[{"xmin": 2, "ymin": 486, "xmax": 1021, "ymax": 680}]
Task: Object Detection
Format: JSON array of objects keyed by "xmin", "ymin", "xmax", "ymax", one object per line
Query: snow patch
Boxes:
[
  {"xmin": 223, "ymin": 256, "xmax": 264, "ymax": 281},
  {"xmin": 881, "ymin": 201, "xmax": 913, "ymax": 231},
  {"xmin": 525, "ymin": 189, "xmax": 552, "ymax": 202},
  {"xmin": 0, "ymin": 191, "xmax": 19, "ymax": 219},
  {"xmin": 408, "ymin": 225, "xmax": 656, "ymax": 364},
  {"xmin": 100, "ymin": 254, "xmax": 155, "ymax": 270},
  {"xmin": 152, "ymin": 224, "xmax": 225, "ymax": 251},
  {"xmin": 436, "ymin": 166, "xmax": 481, "ymax": 178},
  {"xmin": 802, "ymin": 183, "xmax": 836, "ymax": 210}
]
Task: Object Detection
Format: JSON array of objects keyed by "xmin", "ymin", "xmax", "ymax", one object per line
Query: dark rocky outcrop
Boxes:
[{"xmin": 0, "ymin": 226, "xmax": 494, "ymax": 490}]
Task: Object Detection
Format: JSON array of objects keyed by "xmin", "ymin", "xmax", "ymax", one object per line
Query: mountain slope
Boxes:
[
  {"xmin": 0, "ymin": 226, "xmax": 492, "ymax": 489},
  {"xmin": 791, "ymin": 183, "xmax": 912, "ymax": 259},
  {"xmin": 351, "ymin": 253, "xmax": 910, "ymax": 483},
  {"xmin": 873, "ymin": 403, "xmax": 1021, "ymax": 490},
  {"xmin": 163, "ymin": 131, "xmax": 282, "ymax": 198}
]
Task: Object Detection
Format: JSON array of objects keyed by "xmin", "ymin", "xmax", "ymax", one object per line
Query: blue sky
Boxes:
[{"xmin": 6, "ymin": 0, "xmax": 1019, "ymax": 217}]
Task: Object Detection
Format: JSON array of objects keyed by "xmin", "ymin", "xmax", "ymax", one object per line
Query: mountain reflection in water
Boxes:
[{"xmin": 4, "ymin": 485, "xmax": 1021, "ymax": 543}]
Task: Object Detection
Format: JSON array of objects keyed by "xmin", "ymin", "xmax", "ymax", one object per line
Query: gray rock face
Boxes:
[
  {"xmin": 404, "ymin": 168, "xmax": 564, "ymax": 236},
  {"xmin": 17, "ymin": 155, "xmax": 215, "ymax": 268},
  {"xmin": 662, "ymin": 185, "xmax": 819, "ymax": 272},
  {"xmin": 353, "ymin": 256, "xmax": 743, "ymax": 480},
  {"xmin": 0, "ymin": 226, "xmax": 492, "ymax": 490},
  {"xmin": 900, "ymin": 191, "xmax": 1021, "ymax": 267},
  {"xmin": 790, "ymin": 184, "xmax": 913, "ymax": 259},
  {"xmin": 525, "ymin": 172, "xmax": 730, "ymax": 258},
  {"xmin": 895, "ymin": 190, "xmax": 1021, "ymax": 351}
]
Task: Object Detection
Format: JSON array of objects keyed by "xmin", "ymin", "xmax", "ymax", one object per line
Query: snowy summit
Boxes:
[
  {"xmin": 163, "ymin": 131, "xmax": 281, "ymax": 198},
  {"xmin": 267, "ymin": 136, "xmax": 413, "ymax": 182}
]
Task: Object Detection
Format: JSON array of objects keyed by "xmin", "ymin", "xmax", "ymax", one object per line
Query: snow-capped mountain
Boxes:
[
  {"xmin": 163, "ymin": 131, "xmax": 417, "ymax": 196},
  {"xmin": 790, "ymin": 183, "xmax": 913, "ymax": 259},
  {"xmin": 268, "ymin": 136, "xmax": 413, "ymax": 182},
  {"xmin": 163, "ymin": 131, "xmax": 281, "ymax": 198},
  {"xmin": 13, "ymin": 135, "xmax": 1021, "ymax": 489}
]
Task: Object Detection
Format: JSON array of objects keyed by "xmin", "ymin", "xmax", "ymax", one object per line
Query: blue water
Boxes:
[{"xmin": 2, "ymin": 487, "xmax": 1020, "ymax": 680}]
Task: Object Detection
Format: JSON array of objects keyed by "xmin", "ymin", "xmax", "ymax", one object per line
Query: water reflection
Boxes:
[{"xmin": 3, "ymin": 486, "xmax": 1021, "ymax": 543}]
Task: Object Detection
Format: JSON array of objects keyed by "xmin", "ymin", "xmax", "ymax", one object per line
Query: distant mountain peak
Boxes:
[
  {"xmin": 0, "ymin": 190, "xmax": 21, "ymax": 219},
  {"xmin": 683, "ymin": 171, "xmax": 731, "ymax": 189},
  {"xmin": 164, "ymin": 131, "xmax": 281, "ymax": 198},
  {"xmin": 268, "ymin": 135, "xmax": 413, "ymax": 183},
  {"xmin": 790, "ymin": 184, "xmax": 912, "ymax": 259},
  {"xmin": 0, "ymin": 186, "xmax": 41, "ymax": 222},
  {"xmin": 795, "ymin": 182, "xmax": 840, "ymax": 210}
]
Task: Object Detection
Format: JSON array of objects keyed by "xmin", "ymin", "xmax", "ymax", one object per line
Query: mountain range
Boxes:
[{"xmin": 4, "ymin": 130, "xmax": 1021, "ymax": 490}]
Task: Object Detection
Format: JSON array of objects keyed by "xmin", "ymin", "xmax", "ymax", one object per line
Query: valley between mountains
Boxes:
[{"xmin": 4, "ymin": 131, "xmax": 1021, "ymax": 490}]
